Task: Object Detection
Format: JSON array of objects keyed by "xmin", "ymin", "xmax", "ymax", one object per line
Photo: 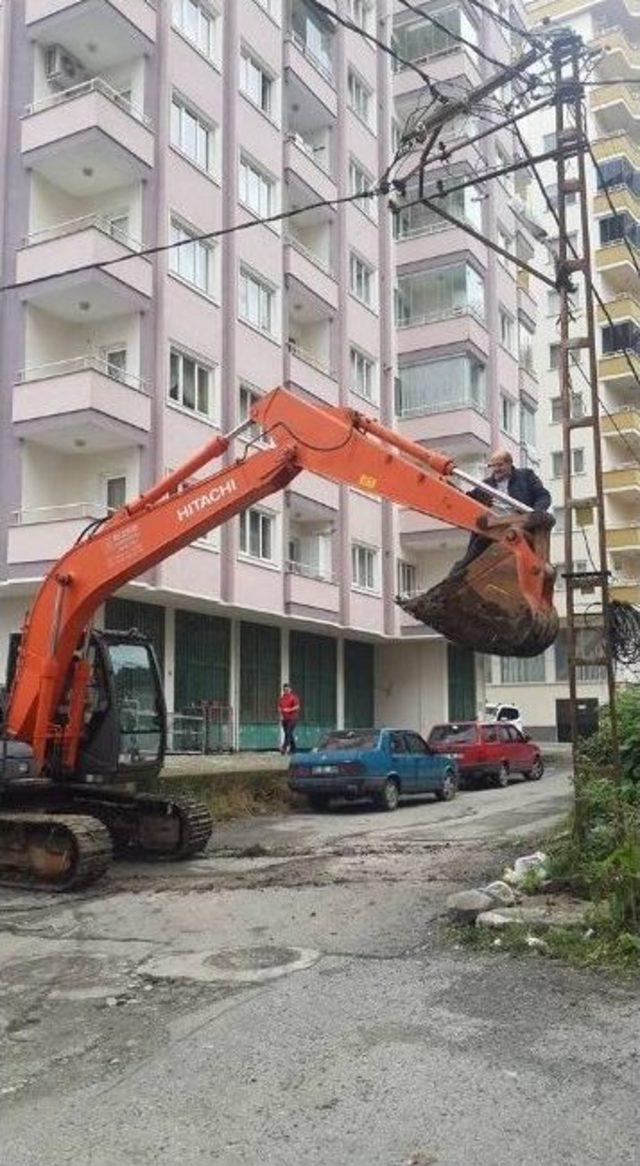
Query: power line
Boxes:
[
  {"xmin": 396, "ymin": 0, "xmax": 507, "ymax": 70},
  {"xmin": 464, "ymin": 0, "xmax": 546, "ymax": 47}
]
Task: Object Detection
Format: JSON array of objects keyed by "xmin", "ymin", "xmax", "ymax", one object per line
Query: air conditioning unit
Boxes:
[{"xmin": 44, "ymin": 44, "xmax": 89, "ymax": 90}]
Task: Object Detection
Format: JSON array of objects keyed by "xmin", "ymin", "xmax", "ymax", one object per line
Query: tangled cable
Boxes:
[{"xmin": 607, "ymin": 601, "xmax": 640, "ymax": 667}]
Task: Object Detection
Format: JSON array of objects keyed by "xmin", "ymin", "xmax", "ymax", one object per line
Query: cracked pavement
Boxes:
[{"xmin": 1, "ymin": 768, "xmax": 639, "ymax": 1165}]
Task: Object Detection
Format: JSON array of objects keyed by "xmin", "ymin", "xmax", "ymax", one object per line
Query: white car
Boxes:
[{"xmin": 484, "ymin": 703, "xmax": 524, "ymax": 736}]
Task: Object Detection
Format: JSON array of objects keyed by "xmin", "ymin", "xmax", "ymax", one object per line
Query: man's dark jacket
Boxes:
[{"xmin": 469, "ymin": 467, "xmax": 551, "ymax": 512}]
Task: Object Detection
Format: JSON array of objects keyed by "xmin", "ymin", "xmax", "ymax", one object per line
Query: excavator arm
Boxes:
[{"xmin": 5, "ymin": 386, "xmax": 557, "ymax": 774}]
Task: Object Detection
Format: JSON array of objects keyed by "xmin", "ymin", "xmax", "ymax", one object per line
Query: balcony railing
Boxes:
[
  {"xmin": 11, "ymin": 502, "xmax": 106, "ymax": 525},
  {"xmin": 21, "ymin": 213, "xmax": 142, "ymax": 252},
  {"xmin": 285, "ymin": 232, "xmax": 334, "ymax": 276},
  {"xmin": 286, "ymin": 558, "xmax": 335, "ymax": 583},
  {"xmin": 284, "ymin": 131, "xmax": 331, "ymax": 176},
  {"xmin": 287, "ymin": 339, "xmax": 335, "ymax": 377},
  {"xmin": 396, "ymin": 396, "xmax": 487, "ymax": 420},
  {"xmin": 396, "ymin": 304, "xmax": 486, "ymax": 330},
  {"xmin": 287, "ymin": 28, "xmax": 334, "ymax": 82},
  {"xmin": 16, "ymin": 354, "xmax": 149, "ymax": 394},
  {"xmin": 24, "ymin": 77, "xmax": 152, "ymax": 128}
]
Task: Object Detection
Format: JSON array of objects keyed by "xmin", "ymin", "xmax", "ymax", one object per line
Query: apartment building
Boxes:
[
  {"xmin": 0, "ymin": 0, "xmax": 471, "ymax": 747},
  {"xmin": 391, "ymin": 0, "xmax": 541, "ymax": 722},
  {"xmin": 484, "ymin": 0, "xmax": 640, "ymax": 738}
]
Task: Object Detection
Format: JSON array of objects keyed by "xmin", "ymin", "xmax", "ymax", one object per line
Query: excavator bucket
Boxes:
[{"xmin": 397, "ymin": 535, "xmax": 559, "ymax": 658}]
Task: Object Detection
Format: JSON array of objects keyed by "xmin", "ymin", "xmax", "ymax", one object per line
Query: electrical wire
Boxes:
[{"xmin": 396, "ymin": 0, "xmax": 507, "ymax": 70}]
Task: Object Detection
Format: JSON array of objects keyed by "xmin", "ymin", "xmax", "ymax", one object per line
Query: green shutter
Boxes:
[
  {"xmin": 344, "ymin": 640, "xmax": 374, "ymax": 728},
  {"xmin": 174, "ymin": 610, "xmax": 230, "ymax": 711},
  {"xmin": 239, "ymin": 622, "xmax": 281, "ymax": 750},
  {"xmin": 290, "ymin": 631, "xmax": 336, "ymax": 749},
  {"xmin": 104, "ymin": 598, "xmax": 165, "ymax": 673},
  {"xmin": 447, "ymin": 644, "xmax": 477, "ymax": 721}
]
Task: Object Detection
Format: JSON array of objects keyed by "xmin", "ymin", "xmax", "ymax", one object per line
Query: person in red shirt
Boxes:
[{"xmin": 277, "ymin": 683, "xmax": 301, "ymax": 755}]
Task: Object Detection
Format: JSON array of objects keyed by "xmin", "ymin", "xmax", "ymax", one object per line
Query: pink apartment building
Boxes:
[{"xmin": 0, "ymin": 0, "xmax": 537, "ymax": 748}]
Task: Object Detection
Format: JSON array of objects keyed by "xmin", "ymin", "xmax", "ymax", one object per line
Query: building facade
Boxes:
[
  {"xmin": 485, "ymin": 0, "xmax": 640, "ymax": 738},
  {"xmin": 0, "ymin": 0, "xmax": 473, "ymax": 748}
]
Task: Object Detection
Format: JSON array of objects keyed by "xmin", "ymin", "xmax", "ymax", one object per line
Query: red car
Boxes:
[{"xmin": 426, "ymin": 721, "xmax": 544, "ymax": 789}]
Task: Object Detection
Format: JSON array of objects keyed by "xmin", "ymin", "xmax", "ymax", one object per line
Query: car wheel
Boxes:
[
  {"xmin": 436, "ymin": 770, "xmax": 457, "ymax": 801},
  {"xmin": 494, "ymin": 762, "xmax": 509, "ymax": 789},
  {"xmin": 525, "ymin": 757, "xmax": 544, "ymax": 781},
  {"xmin": 375, "ymin": 778, "xmax": 400, "ymax": 812},
  {"xmin": 308, "ymin": 794, "xmax": 331, "ymax": 811}
]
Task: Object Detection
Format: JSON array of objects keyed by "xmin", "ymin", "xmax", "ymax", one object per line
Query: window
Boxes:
[
  {"xmin": 599, "ymin": 212, "xmax": 640, "ymax": 249},
  {"xmin": 500, "ymin": 393, "xmax": 516, "ymax": 434},
  {"xmin": 497, "ymin": 227, "xmax": 514, "ymax": 273},
  {"xmin": 518, "ymin": 318, "xmax": 534, "ymax": 371},
  {"xmin": 347, "ymin": 69, "xmax": 373, "ymax": 127},
  {"xmin": 239, "ymin": 382, "xmax": 267, "ymax": 444},
  {"xmin": 171, "ymin": 95, "xmax": 218, "ymax": 174},
  {"xmin": 106, "ymin": 475, "xmax": 126, "ymax": 515},
  {"xmin": 542, "ymin": 131, "xmax": 557, "ymax": 152},
  {"xmin": 394, "ymin": 177, "xmax": 482, "ymax": 239},
  {"xmin": 100, "ymin": 345, "xmax": 127, "ymax": 382},
  {"xmin": 240, "ymin": 507, "xmax": 275, "ymax": 561},
  {"xmin": 239, "ymin": 155, "xmax": 275, "ymax": 217},
  {"xmin": 396, "ymin": 353, "xmax": 486, "ymax": 417},
  {"xmin": 549, "ymin": 343, "xmax": 582, "ymax": 372},
  {"xmin": 500, "ymin": 654, "xmax": 546, "ymax": 683},
  {"xmin": 172, "ymin": 0, "xmax": 218, "ymax": 59},
  {"xmin": 350, "ymin": 0, "xmax": 374, "ymax": 33},
  {"xmin": 290, "ymin": 0, "xmax": 333, "ymax": 77},
  {"xmin": 239, "ymin": 266, "xmax": 276, "ymax": 334},
  {"xmin": 602, "ymin": 320, "xmax": 640, "ymax": 356},
  {"xmin": 547, "ymin": 286, "xmax": 580, "ymax": 316},
  {"xmin": 350, "ymin": 346, "xmax": 376, "ymax": 400},
  {"xmin": 555, "ymin": 628, "xmax": 606, "ymax": 682},
  {"xmin": 552, "ymin": 447, "xmax": 585, "ymax": 477},
  {"xmin": 169, "ymin": 219, "xmax": 216, "ymax": 296},
  {"xmin": 397, "ymin": 559, "xmax": 417, "ymax": 595},
  {"xmin": 169, "ymin": 348, "xmax": 215, "ymax": 419},
  {"xmin": 393, "ymin": 8, "xmax": 478, "ymax": 63},
  {"xmin": 551, "ymin": 393, "xmax": 585, "ymax": 423},
  {"xmin": 499, "ymin": 310, "xmax": 515, "ymax": 352},
  {"xmin": 349, "ymin": 158, "xmax": 376, "ymax": 218},
  {"xmin": 395, "ymin": 263, "xmax": 485, "ymax": 327},
  {"xmin": 548, "ymin": 185, "xmax": 577, "ymax": 208},
  {"xmin": 520, "ymin": 400, "xmax": 536, "ymax": 447},
  {"xmin": 240, "ymin": 50, "xmax": 274, "ymax": 117},
  {"xmin": 352, "ymin": 542, "xmax": 378, "ymax": 591},
  {"xmin": 349, "ymin": 251, "xmax": 376, "ymax": 307}
]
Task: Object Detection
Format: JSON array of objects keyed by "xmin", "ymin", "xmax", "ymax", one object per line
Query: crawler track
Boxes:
[{"xmin": 0, "ymin": 812, "xmax": 112, "ymax": 891}]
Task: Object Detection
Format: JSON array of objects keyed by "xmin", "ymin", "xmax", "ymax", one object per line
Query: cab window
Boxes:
[{"xmin": 404, "ymin": 732, "xmax": 428, "ymax": 754}]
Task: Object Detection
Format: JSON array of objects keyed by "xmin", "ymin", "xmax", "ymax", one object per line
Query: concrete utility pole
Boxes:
[{"xmin": 550, "ymin": 30, "xmax": 622, "ymax": 833}]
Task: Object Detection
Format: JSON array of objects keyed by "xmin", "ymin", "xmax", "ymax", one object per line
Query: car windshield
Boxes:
[
  {"xmin": 428, "ymin": 723, "xmax": 477, "ymax": 745},
  {"xmin": 315, "ymin": 729, "xmax": 379, "ymax": 751}
]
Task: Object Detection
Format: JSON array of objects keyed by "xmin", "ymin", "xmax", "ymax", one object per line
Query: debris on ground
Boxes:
[
  {"xmin": 481, "ymin": 880, "xmax": 519, "ymax": 907},
  {"xmin": 445, "ymin": 889, "xmax": 493, "ymax": 922},
  {"xmin": 503, "ymin": 851, "xmax": 548, "ymax": 886}
]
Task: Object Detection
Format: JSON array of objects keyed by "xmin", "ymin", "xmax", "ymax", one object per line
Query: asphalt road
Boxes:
[{"xmin": 1, "ymin": 766, "xmax": 638, "ymax": 1166}]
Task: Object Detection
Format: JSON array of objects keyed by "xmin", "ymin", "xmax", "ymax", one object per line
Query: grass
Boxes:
[
  {"xmin": 150, "ymin": 769, "xmax": 294, "ymax": 821},
  {"xmin": 450, "ymin": 916, "xmax": 640, "ymax": 975}
]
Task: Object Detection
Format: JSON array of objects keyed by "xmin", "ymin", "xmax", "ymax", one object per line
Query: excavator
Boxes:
[{"xmin": 0, "ymin": 386, "xmax": 558, "ymax": 890}]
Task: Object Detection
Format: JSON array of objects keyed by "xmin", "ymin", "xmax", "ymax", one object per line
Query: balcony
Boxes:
[
  {"xmin": 591, "ymin": 82, "xmax": 640, "ymax": 134},
  {"xmin": 397, "ymin": 405, "xmax": 491, "ymax": 459},
  {"xmin": 14, "ymin": 355, "xmax": 151, "ymax": 439},
  {"xmin": 599, "ymin": 350, "xmax": 640, "ymax": 387},
  {"xmin": 7, "ymin": 503, "xmax": 107, "ymax": 566},
  {"xmin": 285, "ymin": 0, "xmax": 336, "ymax": 113},
  {"xmin": 399, "ymin": 511, "xmax": 468, "ymax": 550},
  {"xmin": 22, "ymin": 78, "xmax": 154, "ymax": 170},
  {"xmin": 611, "ymin": 581, "xmax": 640, "ymax": 603},
  {"xmin": 592, "ymin": 26, "xmax": 640, "ymax": 80},
  {"xmin": 26, "ymin": 0, "xmax": 156, "ymax": 43},
  {"xmin": 603, "ymin": 464, "xmax": 640, "ymax": 494},
  {"xmin": 591, "ymin": 129, "xmax": 640, "ymax": 173},
  {"xmin": 595, "ymin": 239, "xmax": 640, "ymax": 293},
  {"xmin": 597, "ymin": 292, "xmax": 640, "ymax": 326},
  {"xmin": 601, "ymin": 406, "xmax": 640, "ymax": 452},
  {"xmin": 607, "ymin": 525, "xmax": 640, "ymax": 551},
  {"xmin": 285, "ymin": 70, "xmax": 335, "ymax": 203},
  {"xmin": 285, "ymin": 237, "xmax": 337, "ymax": 311},
  {"xmin": 16, "ymin": 215, "xmax": 152, "ymax": 300},
  {"xmin": 285, "ymin": 277, "xmax": 337, "ymax": 403}
]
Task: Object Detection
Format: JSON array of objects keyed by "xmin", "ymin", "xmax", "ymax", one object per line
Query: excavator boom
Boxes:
[{"xmin": 5, "ymin": 386, "xmax": 558, "ymax": 775}]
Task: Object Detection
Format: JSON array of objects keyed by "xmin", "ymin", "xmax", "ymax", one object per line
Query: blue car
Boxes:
[{"xmin": 288, "ymin": 728, "xmax": 459, "ymax": 812}]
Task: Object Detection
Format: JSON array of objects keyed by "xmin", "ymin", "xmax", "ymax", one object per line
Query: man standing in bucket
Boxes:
[{"xmin": 278, "ymin": 683, "xmax": 301, "ymax": 755}]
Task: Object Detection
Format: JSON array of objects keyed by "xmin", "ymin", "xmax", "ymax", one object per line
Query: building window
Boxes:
[
  {"xmin": 394, "ymin": 176, "xmax": 482, "ymax": 240},
  {"xmin": 239, "ymin": 266, "xmax": 276, "ymax": 334},
  {"xmin": 549, "ymin": 343, "xmax": 582, "ymax": 371},
  {"xmin": 500, "ymin": 654, "xmax": 546, "ymax": 683},
  {"xmin": 169, "ymin": 219, "xmax": 216, "ymax": 296},
  {"xmin": 551, "ymin": 394, "xmax": 585, "ymax": 423},
  {"xmin": 349, "ymin": 251, "xmax": 376, "ymax": 307},
  {"xmin": 395, "ymin": 263, "xmax": 485, "ymax": 327},
  {"xmin": 240, "ymin": 507, "xmax": 275, "ymax": 561},
  {"xmin": 396, "ymin": 353, "xmax": 486, "ymax": 417},
  {"xmin": 500, "ymin": 393, "xmax": 516, "ymax": 435},
  {"xmin": 393, "ymin": 8, "xmax": 478, "ymax": 64},
  {"xmin": 518, "ymin": 318, "xmax": 534, "ymax": 371},
  {"xmin": 555, "ymin": 628, "xmax": 606, "ymax": 682},
  {"xmin": 172, "ymin": 0, "xmax": 218, "ymax": 60},
  {"xmin": 397, "ymin": 559, "xmax": 417, "ymax": 595},
  {"xmin": 602, "ymin": 320, "xmax": 640, "ymax": 356},
  {"xmin": 497, "ymin": 226, "xmax": 514, "ymax": 274},
  {"xmin": 350, "ymin": 346, "xmax": 376, "ymax": 400},
  {"xmin": 169, "ymin": 348, "xmax": 215, "ymax": 419},
  {"xmin": 552, "ymin": 448, "xmax": 585, "ymax": 477},
  {"xmin": 499, "ymin": 309, "xmax": 515, "ymax": 352},
  {"xmin": 352, "ymin": 542, "xmax": 378, "ymax": 591},
  {"xmin": 548, "ymin": 287, "xmax": 580, "ymax": 316},
  {"xmin": 240, "ymin": 50, "xmax": 274, "ymax": 117},
  {"xmin": 290, "ymin": 0, "xmax": 333, "ymax": 78},
  {"xmin": 349, "ymin": 158, "xmax": 375, "ymax": 218},
  {"xmin": 171, "ymin": 95, "xmax": 218, "ymax": 175},
  {"xmin": 347, "ymin": 69, "xmax": 373, "ymax": 128},
  {"xmin": 239, "ymin": 381, "xmax": 265, "ymax": 443},
  {"xmin": 239, "ymin": 155, "xmax": 275, "ymax": 217},
  {"xmin": 99, "ymin": 345, "xmax": 127, "ymax": 383},
  {"xmin": 106, "ymin": 475, "xmax": 126, "ymax": 515},
  {"xmin": 350, "ymin": 0, "xmax": 374, "ymax": 33},
  {"xmin": 520, "ymin": 400, "xmax": 536, "ymax": 447}
]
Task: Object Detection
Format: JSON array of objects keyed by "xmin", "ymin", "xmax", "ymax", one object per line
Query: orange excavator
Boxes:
[{"xmin": 0, "ymin": 387, "xmax": 558, "ymax": 890}]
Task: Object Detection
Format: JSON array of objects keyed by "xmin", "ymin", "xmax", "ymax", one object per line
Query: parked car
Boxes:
[
  {"xmin": 427, "ymin": 721, "xmax": 543, "ymax": 788},
  {"xmin": 484, "ymin": 702, "xmax": 524, "ymax": 735},
  {"xmin": 289, "ymin": 728, "xmax": 459, "ymax": 812}
]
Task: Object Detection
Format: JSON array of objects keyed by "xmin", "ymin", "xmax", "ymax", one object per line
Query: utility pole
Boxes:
[{"xmin": 551, "ymin": 30, "xmax": 622, "ymax": 833}]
